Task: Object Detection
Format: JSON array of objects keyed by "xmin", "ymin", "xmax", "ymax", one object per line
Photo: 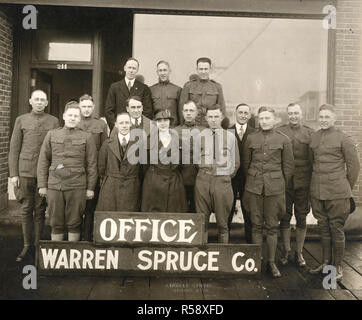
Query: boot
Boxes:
[
  {"xmin": 309, "ymin": 238, "xmax": 331, "ymax": 274},
  {"xmin": 333, "ymin": 241, "xmax": 345, "ymax": 282},
  {"xmin": 68, "ymin": 232, "xmax": 80, "ymax": 242},
  {"xmin": 51, "ymin": 233, "xmax": 64, "ymax": 241},
  {"xmin": 218, "ymin": 232, "xmax": 229, "ymax": 244},
  {"xmin": 279, "ymin": 227, "xmax": 291, "ymax": 266},
  {"xmin": 267, "ymin": 234, "xmax": 281, "ymax": 277},
  {"xmin": 267, "ymin": 262, "xmax": 281, "ymax": 278},
  {"xmin": 295, "ymin": 227, "xmax": 307, "ymax": 267},
  {"xmin": 16, "ymin": 222, "xmax": 33, "ymax": 262}
]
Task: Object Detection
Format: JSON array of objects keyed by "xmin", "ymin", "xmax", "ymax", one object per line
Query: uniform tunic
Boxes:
[
  {"xmin": 141, "ymin": 131, "xmax": 187, "ymax": 213},
  {"xmin": 9, "ymin": 111, "xmax": 59, "ymax": 224},
  {"xmin": 242, "ymin": 129, "xmax": 294, "ymax": 236},
  {"xmin": 37, "ymin": 127, "xmax": 98, "ymax": 234},
  {"xmin": 150, "ymin": 81, "xmax": 181, "ymax": 126},
  {"xmin": 179, "ymin": 78, "xmax": 226, "ymax": 126},
  {"xmin": 277, "ymin": 123, "xmax": 314, "ymax": 228},
  {"xmin": 96, "ymin": 136, "xmax": 141, "ymax": 212},
  {"xmin": 194, "ymin": 128, "xmax": 240, "ymax": 241},
  {"xmin": 310, "ymin": 127, "xmax": 360, "ymax": 242}
]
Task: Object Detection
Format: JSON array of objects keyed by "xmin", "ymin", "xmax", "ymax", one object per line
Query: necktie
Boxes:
[
  {"xmin": 238, "ymin": 126, "xmax": 244, "ymax": 140},
  {"xmin": 121, "ymin": 137, "xmax": 127, "ymax": 152},
  {"xmin": 135, "ymin": 118, "xmax": 139, "ymax": 128},
  {"xmin": 127, "ymin": 81, "xmax": 132, "ymax": 92}
]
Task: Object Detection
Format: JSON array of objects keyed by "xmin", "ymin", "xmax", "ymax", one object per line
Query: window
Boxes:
[
  {"xmin": 133, "ymin": 14, "xmax": 328, "ymax": 127},
  {"xmin": 33, "ymin": 30, "xmax": 93, "ymax": 63}
]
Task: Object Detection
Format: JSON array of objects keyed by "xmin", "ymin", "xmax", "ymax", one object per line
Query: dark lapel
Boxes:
[
  {"xmin": 108, "ymin": 136, "xmax": 122, "ymax": 162},
  {"xmin": 129, "ymin": 80, "xmax": 141, "ymax": 96},
  {"xmin": 142, "ymin": 115, "xmax": 151, "ymax": 137},
  {"xmin": 119, "ymin": 79, "xmax": 130, "ymax": 98},
  {"xmin": 242, "ymin": 124, "xmax": 255, "ymax": 145}
]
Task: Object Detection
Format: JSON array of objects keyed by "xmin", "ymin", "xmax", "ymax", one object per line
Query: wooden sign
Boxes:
[
  {"xmin": 38, "ymin": 241, "xmax": 261, "ymax": 277},
  {"xmin": 93, "ymin": 211, "xmax": 206, "ymax": 246}
]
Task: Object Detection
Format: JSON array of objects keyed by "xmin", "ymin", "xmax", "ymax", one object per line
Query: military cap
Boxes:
[{"xmin": 154, "ymin": 109, "xmax": 174, "ymax": 121}]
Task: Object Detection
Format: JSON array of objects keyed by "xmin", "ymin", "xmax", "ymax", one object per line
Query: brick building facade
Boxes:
[{"xmin": 0, "ymin": 9, "xmax": 12, "ymax": 212}]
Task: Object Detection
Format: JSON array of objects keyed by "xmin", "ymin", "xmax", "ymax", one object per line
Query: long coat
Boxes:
[
  {"xmin": 96, "ymin": 135, "xmax": 141, "ymax": 211},
  {"xmin": 141, "ymin": 130, "xmax": 188, "ymax": 213},
  {"xmin": 105, "ymin": 79, "xmax": 153, "ymax": 131}
]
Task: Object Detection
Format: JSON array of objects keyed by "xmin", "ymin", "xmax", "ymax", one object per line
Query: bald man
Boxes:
[{"xmin": 9, "ymin": 90, "xmax": 59, "ymax": 262}]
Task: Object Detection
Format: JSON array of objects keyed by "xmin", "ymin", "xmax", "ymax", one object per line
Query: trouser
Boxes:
[
  {"xmin": 280, "ymin": 186, "xmax": 310, "ymax": 229},
  {"xmin": 47, "ymin": 189, "xmax": 86, "ymax": 235},
  {"xmin": 82, "ymin": 182, "xmax": 100, "ymax": 241},
  {"xmin": 195, "ymin": 172, "xmax": 233, "ymax": 243},
  {"xmin": 14, "ymin": 177, "xmax": 46, "ymax": 246},
  {"xmin": 310, "ymin": 198, "xmax": 350, "ymax": 243},
  {"xmin": 228, "ymin": 179, "xmax": 252, "ymax": 243},
  {"xmin": 243, "ymin": 190, "xmax": 286, "ymax": 262},
  {"xmin": 185, "ymin": 185, "xmax": 196, "ymax": 213}
]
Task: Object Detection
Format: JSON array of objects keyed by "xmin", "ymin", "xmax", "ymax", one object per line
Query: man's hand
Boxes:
[
  {"xmin": 10, "ymin": 176, "xmax": 20, "ymax": 188},
  {"xmin": 86, "ymin": 190, "xmax": 94, "ymax": 200},
  {"xmin": 39, "ymin": 188, "xmax": 47, "ymax": 197}
]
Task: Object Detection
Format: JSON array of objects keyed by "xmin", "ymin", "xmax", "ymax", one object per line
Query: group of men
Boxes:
[{"xmin": 9, "ymin": 56, "xmax": 360, "ymax": 281}]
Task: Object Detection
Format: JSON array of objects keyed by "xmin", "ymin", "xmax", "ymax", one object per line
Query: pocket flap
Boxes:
[
  {"xmin": 167, "ymin": 92, "xmax": 178, "ymax": 99},
  {"xmin": 248, "ymin": 168, "xmax": 258, "ymax": 176},
  {"xmin": 269, "ymin": 144, "xmax": 283, "ymax": 150},
  {"xmin": 70, "ymin": 167, "xmax": 85, "ymax": 173},
  {"xmin": 270, "ymin": 171, "xmax": 283, "ymax": 178},
  {"xmin": 51, "ymin": 138, "xmax": 64, "ymax": 144},
  {"xmin": 19, "ymin": 153, "xmax": 33, "ymax": 160},
  {"xmin": 250, "ymin": 143, "xmax": 261, "ymax": 149},
  {"xmin": 72, "ymin": 139, "xmax": 86, "ymax": 145},
  {"xmin": 329, "ymin": 172, "xmax": 344, "ymax": 180},
  {"xmin": 189, "ymin": 88, "xmax": 202, "ymax": 95}
]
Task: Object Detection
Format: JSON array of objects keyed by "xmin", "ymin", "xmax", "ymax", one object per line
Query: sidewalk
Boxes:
[{"xmin": 1, "ymin": 224, "xmax": 361, "ymax": 300}]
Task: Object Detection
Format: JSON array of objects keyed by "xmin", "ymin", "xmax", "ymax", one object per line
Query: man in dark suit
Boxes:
[
  {"xmin": 105, "ymin": 58, "xmax": 153, "ymax": 131},
  {"xmin": 227, "ymin": 103, "xmax": 256, "ymax": 243}
]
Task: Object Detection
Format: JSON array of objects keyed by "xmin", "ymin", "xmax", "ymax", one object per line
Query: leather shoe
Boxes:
[
  {"xmin": 295, "ymin": 252, "xmax": 306, "ymax": 267},
  {"xmin": 268, "ymin": 262, "xmax": 281, "ymax": 278},
  {"xmin": 309, "ymin": 262, "xmax": 329, "ymax": 274},
  {"xmin": 279, "ymin": 250, "xmax": 291, "ymax": 266}
]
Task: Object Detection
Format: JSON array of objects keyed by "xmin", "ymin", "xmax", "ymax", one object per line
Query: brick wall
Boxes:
[
  {"xmin": 0, "ymin": 10, "xmax": 12, "ymax": 212},
  {"xmin": 335, "ymin": 0, "xmax": 362, "ymax": 203}
]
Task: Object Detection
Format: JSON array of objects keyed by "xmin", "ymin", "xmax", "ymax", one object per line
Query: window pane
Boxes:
[
  {"xmin": 33, "ymin": 30, "xmax": 92, "ymax": 62},
  {"xmin": 133, "ymin": 14, "xmax": 328, "ymax": 128}
]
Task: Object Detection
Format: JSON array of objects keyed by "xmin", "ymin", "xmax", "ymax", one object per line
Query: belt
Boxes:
[
  {"xmin": 149, "ymin": 166, "xmax": 179, "ymax": 176},
  {"xmin": 106, "ymin": 173, "xmax": 138, "ymax": 179}
]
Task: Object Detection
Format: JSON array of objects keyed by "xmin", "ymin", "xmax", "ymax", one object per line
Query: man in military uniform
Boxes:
[
  {"xmin": 277, "ymin": 103, "xmax": 314, "ymax": 267},
  {"xmin": 309, "ymin": 104, "xmax": 360, "ymax": 281},
  {"xmin": 175, "ymin": 100, "xmax": 204, "ymax": 212},
  {"xmin": 150, "ymin": 61, "xmax": 181, "ymax": 126},
  {"xmin": 242, "ymin": 107, "xmax": 294, "ymax": 277},
  {"xmin": 105, "ymin": 58, "xmax": 153, "ymax": 131},
  {"xmin": 194, "ymin": 104, "xmax": 239, "ymax": 243},
  {"xmin": 9, "ymin": 90, "xmax": 59, "ymax": 262},
  {"xmin": 77, "ymin": 94, "xmax": 108, "ymax": 241},
  {"xmin": 179, "ymin": 57, "xmax": 226, "ymax": 127},
  {"xmin": 228, "ymin": 103, "xmax": 257, "ymax": 243},
  {"xmin": 37, "ymin": 102, "xmax": 98, "ymax": 242}
]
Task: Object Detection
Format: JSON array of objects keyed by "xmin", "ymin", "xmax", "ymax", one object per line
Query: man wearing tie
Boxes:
[
  {"xmin": 228, "ymin": 103, "xmax": 257, "ymax": 243},
  {"xmin": 105, "ymin": 58, "xmax": 153, "ymax": 131},
  {"xmin": 96, "ymin": 113, "xmax": 142, "ymax": 212}
]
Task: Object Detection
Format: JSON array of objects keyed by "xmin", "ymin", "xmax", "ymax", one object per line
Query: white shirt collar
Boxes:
[
  {"xmin": 118, "ymin": 132, "xmax": 130, "ymax": 144},
  {"xmin": 236, "ymin": 122, "xmax": 247, "ymax": 133},
  {"xmin": 125, "ymin": 78, "xmax": 136, "ymax": 88}
]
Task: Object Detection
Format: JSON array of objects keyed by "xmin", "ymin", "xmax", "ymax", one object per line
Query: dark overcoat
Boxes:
[
  {"xmin": 96, "ymin": 135, "xmax": 141, "ymax": 211},
  {"xmin": 141, "ymin": 130, "xmax": 188, "ymax": 213}
]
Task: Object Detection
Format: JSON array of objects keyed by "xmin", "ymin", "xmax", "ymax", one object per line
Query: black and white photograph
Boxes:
[{"xmin": 0, "ymin": 0, "xmax": 361, "ymax": 307}]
